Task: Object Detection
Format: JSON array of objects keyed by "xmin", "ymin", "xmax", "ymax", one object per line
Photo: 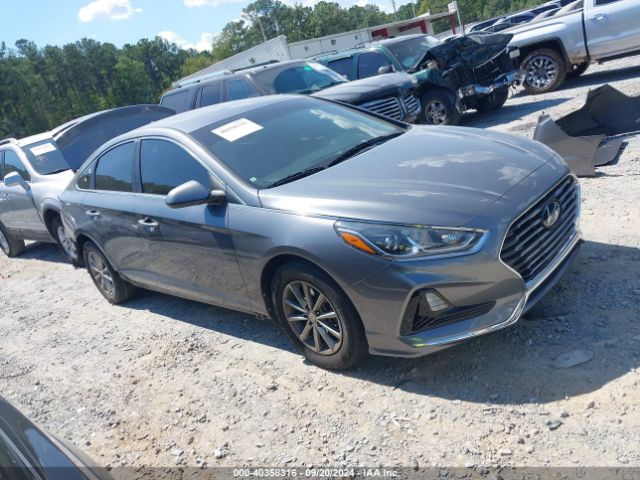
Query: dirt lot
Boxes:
[{"xmin": 1, "ymin": 55, "xmax": 640, "ymax": 470}]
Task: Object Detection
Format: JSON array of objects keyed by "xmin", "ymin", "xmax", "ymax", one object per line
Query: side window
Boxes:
[
  {"xmin": 76, "ymin": 164, "xmax": 94, "ymax": 189},
  {"xmin": 3, "ymin": 150, "xmax": 31, "ymax": 182},
  {"xmin": 327, "ymin": 57, "xmax": 354, "ymax": 80},
  {"xmin": 595, "ymin": 0, "xmax": 620, "ymax": 5},
  {"xmin": 140, "ymin": 139, "xmax": 212, "ymax": 196},
  {"xmin": 0, "ymin": 151, "xmax": 4, "ymax": 180},
  {"xmin": 94, "ymin": 142, "xmax": 134, "ymax": 192},
  {"xmin": 199, "ymin": 83, "xmax": 223, "ymax": 107},
  {"xmin": 226, "ymin": 79, "xmax": 259, "ymax": 101},
  {"xmin": 357, "ymin": 52, "xmax": 392, "ymax": 79}
]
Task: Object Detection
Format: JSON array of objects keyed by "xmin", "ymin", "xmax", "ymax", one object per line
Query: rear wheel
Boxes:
[
  {"xmin": 83, "ymin": 241, "xmax": 136, "ymax": 304},
  {"xmin": 271, "ymin": 262, "xmax": 368, "ymax": 370},
  {"xmin": 0, "ymin": 222, "xmax": 25, "ymax": 258},
  {"xmin": 476, "ymin": 86, "xmax": 510, "ymax": 112},
  {"xmin": 521, "ymin": 48, "xmax": 567, "ymax": 94},
  {"xmin": 51, "ymin": 215, "xmax": 80, "ymax": 265},
  {"xmin": 420, "ymin": 89, "xmax": 461, "ymax": 126}
]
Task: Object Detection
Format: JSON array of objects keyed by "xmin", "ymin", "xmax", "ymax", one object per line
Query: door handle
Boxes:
[
  {"xmin": 590, "ymin": 13, "xmax": 607, "ymax": 21},
  {"xmin": 86, "ymin": 209, "xmax": 101, "ymax": 217},
  {"xmin": 138, "ymin": 217, "xmax": 159, "ymax": 228}
]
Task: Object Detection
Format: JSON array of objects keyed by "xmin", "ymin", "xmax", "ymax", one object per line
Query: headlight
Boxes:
[{"xmin": 335, "ymin": 221, "xmax": 489, "ymax": 259}]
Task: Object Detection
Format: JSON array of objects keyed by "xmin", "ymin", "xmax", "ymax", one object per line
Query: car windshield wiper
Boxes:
[
  {"xmin": 266, "ymin": 166, "xmax": 327, "ymax": 188},
  {"xmin": 327, "ymin": 132, "xmax": 405, "ymax": 168}
]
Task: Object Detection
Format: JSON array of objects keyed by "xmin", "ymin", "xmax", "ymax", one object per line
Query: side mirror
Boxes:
[
  {"xmin": 165, "ymin": 180, "xmax": 226, "ymax": 209},
  {"xmin": 3, "ymin": 172, "xmax": 30, "ymax": 191},
  {"xmin": 377, "ymin": 65, "xmax": 393, "ymax": 75}
]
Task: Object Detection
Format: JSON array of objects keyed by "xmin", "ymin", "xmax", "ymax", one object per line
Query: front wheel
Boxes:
[
  {"xmin": 271, "ymin": 262, "xmax": 368, "ymax": 370},
  {"xmin": 0, "ymin": 222, "xmax": 25, "ymax": 258},
  {"xmin": 476, "ymin": 86, "xmax": 509, "ymax": 112},
  {"xmin": 83, "ymin": 241, "xmax": 136, "ymax": 304},
  {"xmin": 521, "ymin": 48, "xmax": 567, "ymax": 94},
  {"xmin": 420, "ymin": 89, "xmax": 461, "ymax": 126}
]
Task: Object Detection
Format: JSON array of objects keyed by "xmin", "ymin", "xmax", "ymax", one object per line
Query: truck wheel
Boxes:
[
  {"xmin": 567, "ymin": 62, "xmax": 589, "ymax": 79},
  {"xmin": 420, "ymin": 89, "xmax": 461, "ymax": 126},
  {"xmin": 521, "ymin": 48, "xmax": 567, "ymax": 94},
  {"xmin": 0, "ymin": 222, "xmax": 25, "ymax": 258},
  {"xmin": 476, "ymin": 86, "xmax": 509, "ymax": 112}
]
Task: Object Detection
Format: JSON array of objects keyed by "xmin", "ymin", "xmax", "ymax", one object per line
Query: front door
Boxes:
[
  {"xmin": 133, "ymin": 138, "xmax": 248, "ymax": 310},
  {"xmin": 0, "ymin": 149, "xmax": 44, "ymax": 235},
  {"xmin": 585, "ymin": 0, "xmax": 640, "ymax": 58}
]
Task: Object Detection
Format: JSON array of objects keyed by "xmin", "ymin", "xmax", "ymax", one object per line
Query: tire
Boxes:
[
  {"xmin": 567, "ymin": 62, "xmax": 589, "ymax": 79},
  {"xmin": 0, "ymin": 222, "xmax": 25, "ymax": 258},
  {"xmin": 522, "ymin": 48, "xmax": 567, "ymax": 94},
  {"xmin": 476, "ymin": 86, "xmax": 510, "ymax": 112},
  {"xmin": 420, "ymin": 89, "xmax": 461, "ymax": 126},
  {"xmin": 271, "ymin": 262, "xmax": 368, "ymax": 370},
  {"xmin": 51, "ymin": 215, "xmax": 81, "ymax": 265},
  {"xmin": 83, "ymin": 241, "xmax": 136, "ymax": 304}
]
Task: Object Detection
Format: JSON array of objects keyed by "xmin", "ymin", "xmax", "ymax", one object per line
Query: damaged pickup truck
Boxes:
[{"xmin": 317, "ymin": 33, "xmax": 521, "ymax": 125}]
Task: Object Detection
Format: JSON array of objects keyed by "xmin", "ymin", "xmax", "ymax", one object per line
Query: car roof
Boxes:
[
  {"xmin": 376, "ymin": 34, "xmax": 426, "ymax": 47},
  {"xmin": 165, "ymin": 60, "xmax": 317, "ymax": 95},
  {"xmin": 128, "ymin": 95, "xmax": 304, "ymax": 135}
]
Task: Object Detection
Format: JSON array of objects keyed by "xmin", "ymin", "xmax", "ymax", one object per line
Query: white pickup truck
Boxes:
[{"xmin": 508, "ymin": 0, "xmax": 640, "ymax": 94}]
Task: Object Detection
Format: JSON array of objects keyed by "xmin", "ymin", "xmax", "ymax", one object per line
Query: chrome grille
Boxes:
[
  {"xmin": 360, "ymin": 97, "xmax": 403, "ymax": 120},
  {"xmin": 401, "ymin": 92, "xmax": 420, "ymax": 116},
  {"xmin": 501, "ymin": 176, "xmax": 579, "ymax": 283}
]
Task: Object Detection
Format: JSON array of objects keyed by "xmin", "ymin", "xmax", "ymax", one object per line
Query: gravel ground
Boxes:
[{"xmin": 1, "ymin": 55, "xmax": 640, "ymax": 471}]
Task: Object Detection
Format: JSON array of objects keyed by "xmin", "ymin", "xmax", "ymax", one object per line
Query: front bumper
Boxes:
[
  {"xmin": 343, "ymin": 172, "xmax": 581, "ymax": 359},
  {"xmin": 457, "ymin": 70, "xmax": 523, "ymax": 99}
]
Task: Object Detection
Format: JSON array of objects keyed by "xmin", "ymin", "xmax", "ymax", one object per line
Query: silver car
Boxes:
[
  {"xmin": 0, "ymin": 105, "xmax": 174, "ymax": 262},
  {"xmin": 60, "ymin": 96, "xmax": 581, "ymax": 369}
]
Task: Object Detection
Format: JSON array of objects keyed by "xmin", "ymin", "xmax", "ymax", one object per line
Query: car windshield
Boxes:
[
  {"xmin": 386, "ymin": 36, "xmax": 441, "ymax": 70},
  {"xmin": 190, "ymin": 97, "xmax": 406, "ymax": 189},
  {"xmin": 22, "ymin": 139, "xmax": 72, "ymax": 175},
  {"xmin": 251, "ymin": 62, "xmax": 347, "ymax": 95}
]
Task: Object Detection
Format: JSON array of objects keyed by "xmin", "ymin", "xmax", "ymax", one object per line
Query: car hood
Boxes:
[
  {"xmin": 258, "ymin": 126, "xmax": 553, "ymax": 226},
  {"xmin": 427, "ymin": 33, "xmax": 513, "ymax": 69},
  {"xmin": 311, "ymin": 73, "xmax": 414, "ymax": 104}
]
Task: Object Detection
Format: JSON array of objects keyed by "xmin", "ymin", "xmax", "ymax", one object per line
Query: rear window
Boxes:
[{"xmin": 161, "ymin": 90, "xmax": 191, "ymax": 113}]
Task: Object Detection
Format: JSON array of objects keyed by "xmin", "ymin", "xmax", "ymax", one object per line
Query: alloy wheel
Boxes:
[
  {"xmin": 282, "ymin": 280, "xmax": 344, "ymax": 355},
  {"xmin": 425, "ymin": 100, "xmax": 448, "ymax": 125},
  {"xmin": 87, "ymin": 251, "xmax": 115, "ymax": 296},
  {"xmin": 0, "ymin": 229, "xmax": 9, "ymax": 253},
  {"xmin": 525, "ymin": 55, "xmax": 558, "ymax": 89},
  {"xmin": 57, "ymin": 225, "xmax": 77, "ymax": 260}
]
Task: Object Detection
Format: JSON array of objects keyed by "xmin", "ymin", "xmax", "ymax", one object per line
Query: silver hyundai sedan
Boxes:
[{"xmin": 60, "ymin": 95, "xmax": 581, "ymax": 369}]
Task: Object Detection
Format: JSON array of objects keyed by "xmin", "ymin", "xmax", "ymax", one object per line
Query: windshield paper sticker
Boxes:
[
  {"xmin": 212, "ymin": 118, "xmax": 263, "ymax": 142},
  {"xmin": 30, "ymin": 143, "xmax": 57, "ymax": 156}
]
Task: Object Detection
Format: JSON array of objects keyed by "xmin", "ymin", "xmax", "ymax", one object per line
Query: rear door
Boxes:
[
  {"xmin": 585, "ymin": 0, "xmax": 640, "ymax": 58},
  {"xmin": 0, "ymin": 148, "xmax": 44, "ymax": 235},
  {"xmin": 133, "ymin": 138, "xmax": 248, "ymax": 309},
  {"xmin": 78, "ymin": 141, "xmax": 146, "ymax": 274}
]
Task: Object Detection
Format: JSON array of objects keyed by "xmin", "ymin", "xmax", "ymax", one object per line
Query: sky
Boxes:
[{"xmin": 1, "ymin": 0, "xmax": 417, "ymax": 52}]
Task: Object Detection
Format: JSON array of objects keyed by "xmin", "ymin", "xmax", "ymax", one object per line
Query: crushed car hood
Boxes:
[
  {"xmin": 311, "ymin": 73, "xmax": 414, "ymax": 104},
  {"xmin": 427, "ymin": 33, "xmax": 513, "ymax": 69},
  {"xmin": 259, "ymin": 126, "xmax": 552, "ymax": 226}
]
